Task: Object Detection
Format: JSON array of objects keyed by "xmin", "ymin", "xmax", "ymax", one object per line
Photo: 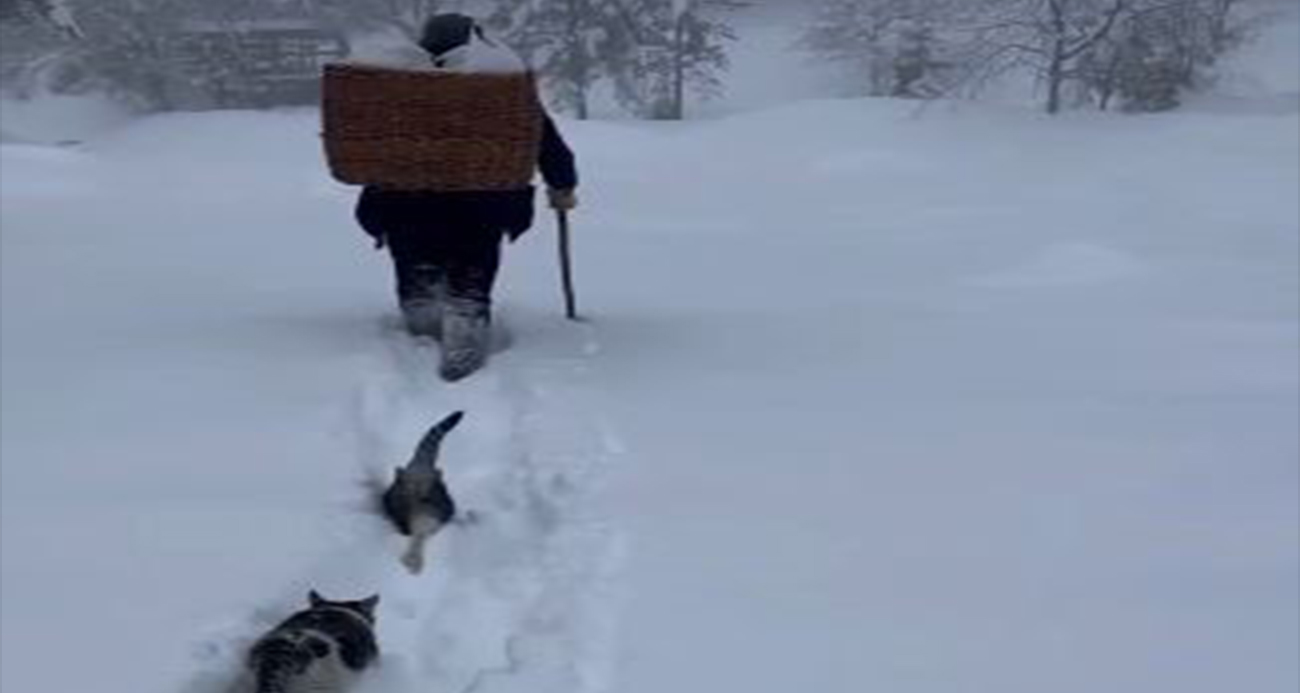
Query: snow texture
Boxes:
[
  {"xmin": 0, "ymin": 93, "xmax": 135, "ymax": 144},
  {"xmin": 347, "ymin": 33, "xmax": 527, "ymax": 75},
  {"xmin": 1, "ymin": 11, "xmax": 1297, "ymax": 693}
]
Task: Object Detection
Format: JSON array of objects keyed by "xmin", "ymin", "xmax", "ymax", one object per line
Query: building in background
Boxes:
[{"xmin": 169, "ymin": 18, "xmax": 348, "ymax": 109}]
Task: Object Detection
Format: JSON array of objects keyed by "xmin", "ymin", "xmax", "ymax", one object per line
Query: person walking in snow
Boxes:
[{"xmin": 352, "ymin": 13, "xmax": 579, "ymax": 382}]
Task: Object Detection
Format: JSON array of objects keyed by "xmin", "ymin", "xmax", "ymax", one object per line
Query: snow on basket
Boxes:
[{"xmin": 321, "ymin": 63, "xmax": 543, "ymax": 191}]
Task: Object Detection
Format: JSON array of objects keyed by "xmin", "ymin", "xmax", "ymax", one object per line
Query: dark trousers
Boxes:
[
  {"xmin": 387, "ymin": 225, "xmax": 505, "ymax": 309},
  {"xmin": 356, "ymin": 188, "xmax": 511, "ymax": 311}
]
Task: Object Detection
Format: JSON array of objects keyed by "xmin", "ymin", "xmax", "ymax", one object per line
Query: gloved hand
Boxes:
[{"xmin": 548, "ymin": 188, "xmax": 578, "ymax": 212}]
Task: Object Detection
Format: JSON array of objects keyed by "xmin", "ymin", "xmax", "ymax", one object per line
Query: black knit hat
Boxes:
[{"xmin": 419, "ymin": 13, "xmax": 476, "ymax": 58}]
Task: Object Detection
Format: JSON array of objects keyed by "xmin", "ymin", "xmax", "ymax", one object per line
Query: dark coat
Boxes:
[{"xmin": 355, "ymin": 115, "xmax": 577, "ymax": 243}]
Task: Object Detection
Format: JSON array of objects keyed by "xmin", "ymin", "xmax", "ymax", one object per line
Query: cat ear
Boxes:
[
  {"xmin": 358, "ymin": 594, "xmax": 380, "ymax": 616},
  {"xmin": 309, "ymin": 590, "xmax": 326, "ymax": 608}
]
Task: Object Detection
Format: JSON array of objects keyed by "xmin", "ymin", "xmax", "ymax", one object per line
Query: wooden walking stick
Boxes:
[{"xmin": 556, "ymin": 209, "xmax": 578, "ymax": 320}]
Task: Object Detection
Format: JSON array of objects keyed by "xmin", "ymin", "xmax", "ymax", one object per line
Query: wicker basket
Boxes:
[{"xmin": 321, "ymin": 63, "xmax": 543, "ymax": 191}]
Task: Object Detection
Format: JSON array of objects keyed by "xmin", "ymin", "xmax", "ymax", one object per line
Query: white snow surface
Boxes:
[
  {"xmin": 2, "ymin": 50, "xmax": 1298, "ymax": 693},
  {"xmin": 0, "ymin": 93, "xmax": 135, "ymax": 144},
  {"xmin": 347, "ymin": 35, "xmax": 527, "ymax": 75}
]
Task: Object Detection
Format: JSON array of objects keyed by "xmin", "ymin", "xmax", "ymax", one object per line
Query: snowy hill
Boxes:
[{"xmin": 2, "ymin": 38, "xmax": 1297, "ymax": 693}]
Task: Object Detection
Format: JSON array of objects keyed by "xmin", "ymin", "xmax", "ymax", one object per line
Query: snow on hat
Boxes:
[{"xmin": 419, "ymin": 13, "xmax": 476, "ymax": 58}]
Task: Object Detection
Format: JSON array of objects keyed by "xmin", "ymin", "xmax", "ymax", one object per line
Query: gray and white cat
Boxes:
[
  {"xmin": 246, "ymin": 591, "xmax": 380, "ymax": 693},
  {"xmin": 382, "ymin": 411, "xmax": 463, "ymax": 574}
]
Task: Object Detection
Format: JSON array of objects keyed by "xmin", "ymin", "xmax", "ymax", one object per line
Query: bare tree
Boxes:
[
  {"xmin": 1078, "ymin": 0, "xmax": 1248, "ymax": 111},
  {"xmin": 492, "ymin": 0, "xmax": 741, "ymax": 120},
  {"xmin": 490, "ymin": 0, "xmax": 639, "ymax": 119},
  {"xmin": 951, "ymin": 0, "xmax": 1132, "ymax": 114},
  {"xmin": 802, "ymin": 0, "xmax": 958, "ymax": 98},
  {"xmin": 614, "ymin": 0, "xmax": 744, "ymax": 119},
  {"xmin": 949, "ymin": 0, "xmax": 1251, "ymax": 114}
]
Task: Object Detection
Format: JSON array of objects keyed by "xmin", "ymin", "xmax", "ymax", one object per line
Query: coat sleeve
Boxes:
[
  {"xmin": 538, "ymin": 115, "xmax": 578, "ymax": 191},
  {"xmin": 354, "ymin": 186, "xmax": 387, "ymax": 240}
]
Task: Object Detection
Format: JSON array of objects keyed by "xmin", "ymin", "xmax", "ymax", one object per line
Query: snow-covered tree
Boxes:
[
  {"xmin": 615, "ymin": 0, "xmax": 744, "ymax": 119},
  {"xmin": 27, "ymin": 0, "xmax": 191, "ymax": 107},
  {"xmin": 490, "ymin": 0, "xmax": 636, "ymax": 119},
  {"xmin": 490, "ymin": 0, "xmax": 740, "ymax": 120},
  {"xmin": 954, "ymin": 0, "xmax": 1253, "ymax": 114},
  {"xmin": 803, "ymin": 0, "xmax": 1252, "ymax": 113},
  {"xmin": 0, "ymin": 0, "xmax": 81, "ymax": 37},
  {"xmin": 1077, "ymin": 0, "xmax": 1248, "ymax": 111},
  {"xmin": 803, "ymin": 0, "xmax": 958, "ymax": 98},
  {"xmin": 3, "ymin": 0, "xmax": 343, "ymax": 109},
  {"xmin": 952, "ymin": 0, "xmax": 1136, "ymax": 114}
]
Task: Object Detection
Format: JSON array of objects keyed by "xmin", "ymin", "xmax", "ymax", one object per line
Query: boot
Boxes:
[
  {"xmin": 397, "ymin": 262, "xmax": 446, "ymax": 339},
  {"xmin": 438, "ymin": 300, "xmax": 490, "ymax": 382},
  {"xmin": 401, "ymin": 297, "xmax": 443, "ymax": 339}
]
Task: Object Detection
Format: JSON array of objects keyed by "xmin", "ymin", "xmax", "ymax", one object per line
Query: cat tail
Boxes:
[
  {"xmin": 251, "ymin": 638, "xmax": 306, "ymax": 693},
  {"xmin": 254, "ymin": 660, "xmax": 294, "ymax": 693},
  {"xmin": 409, "ymin": 411, "xmax": 465, "ymax": 471}
]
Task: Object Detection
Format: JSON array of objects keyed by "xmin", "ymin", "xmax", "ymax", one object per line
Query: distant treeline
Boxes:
[{"xmin": 0, "ymin": 0, "xmax": 1267, "ymax": 116}]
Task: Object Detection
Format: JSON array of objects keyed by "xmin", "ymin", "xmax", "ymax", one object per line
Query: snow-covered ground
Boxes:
[
  {"xmin": 589, "ymin": 99, "xmax": 1299, "ymax": 693},
  {"xmin": 2, "ymin": 17, "xmax": 1297, "ymax": 693},
  {"xmin": 0, "ymin": 92, "xmax": 136, "ymax": 144},
  {"xmin": 0, "ymin": 107, "xmax": 626, "ymax": 693},
  {"xmin": 698, "ymin": 2, "xmax": 839, "ymax": 116}
]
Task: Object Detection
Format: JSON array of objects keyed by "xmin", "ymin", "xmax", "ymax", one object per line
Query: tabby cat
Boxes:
[{"xmin": 246, "ymin": 591, "xmax": 379, "ymax": 693}]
